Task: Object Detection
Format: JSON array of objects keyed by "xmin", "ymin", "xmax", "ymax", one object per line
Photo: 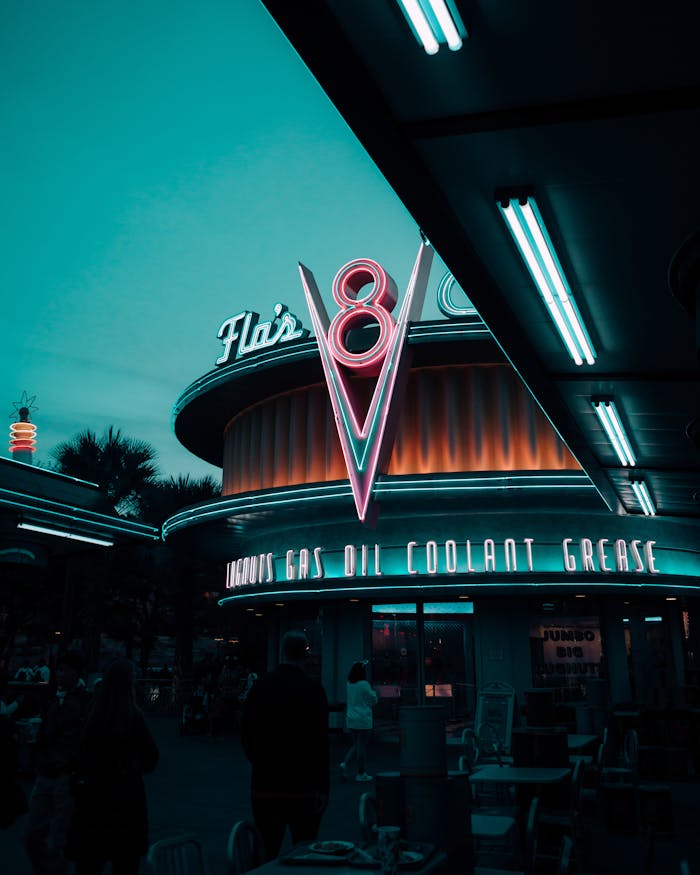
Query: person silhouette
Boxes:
[
  {"xmin": 241, "ymin": 631, "xmax": 329, "ymax": 859},
  {"xmin": 339, "ymin": 661, "xmax": 377, "ymax": 782},
  {"xmin": 24, "ymin": 650, "xmax": 90, "ymax": 875},
  {"xmin": 65, "ymin": 658, "xmax": 158, "ymax": 875}
]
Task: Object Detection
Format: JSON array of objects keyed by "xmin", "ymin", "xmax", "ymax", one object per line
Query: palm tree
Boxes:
[
  {"xmin": 51, "ymin": 426, "xmax": 159, "ymax": 516},
  {"xmin": 139, "ymin": 474, "xmax": 221, "ymax": 525}
]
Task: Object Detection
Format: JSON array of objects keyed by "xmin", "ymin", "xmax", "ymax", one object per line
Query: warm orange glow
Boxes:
[
  {"xmin": 9, "ymin": 421, "xmax": 37, "ymax": 454},
  {"xmin": 222, "ymin": 364, "xmax": 580, "ymax": 495}
]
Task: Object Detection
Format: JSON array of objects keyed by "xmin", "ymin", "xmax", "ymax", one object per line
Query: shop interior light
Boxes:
[
  {"xmin": 498, "ymin": 195, "xmax": 596, "ymax": 366},
  {"xmin": 17, "ymin": 522, "xmax": 114, "ymax": 547},
  {"xmin": 631, "ymin": 478, "xmax": 656, "ymax": 516},
  {"xmin": 591, "ymin": 398, "xmax": 636, "ymax": 466},
  {"xmin": 396, "ymin": 0, "xmax": 467, "ymax": 54}
]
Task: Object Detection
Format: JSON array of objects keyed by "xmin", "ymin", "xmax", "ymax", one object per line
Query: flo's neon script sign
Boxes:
[
  {"xmin": 216, "ymin": 303, "xmax": 308, "ymax": 365},
  {"xmin": 225, "ymin": 536, "xmax": 660, "ymax": 588},
  {"xmin": 300, "ymin": 244, "xmax": 433, "ymax": 524}
]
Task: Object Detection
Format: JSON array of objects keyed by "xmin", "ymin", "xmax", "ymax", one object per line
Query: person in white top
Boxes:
[{"xmin": 340, "ymin": 661, "xmax": 378, "ymax": 783}]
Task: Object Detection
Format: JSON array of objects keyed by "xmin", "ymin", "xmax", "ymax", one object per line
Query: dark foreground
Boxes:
[{"xmin": 1, "ymin": 716, "xmax": 698, "ymax": 874}]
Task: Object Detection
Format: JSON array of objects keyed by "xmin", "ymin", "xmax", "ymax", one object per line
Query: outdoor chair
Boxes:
[
  {"xmin": 555, "ymin": 835, "xmax": 574, "ymax": 875},
  {"xmin": 539, "ymin": 757, "xmax": 584, "ymax": 858},
  {"xmin": 474, "ymin": 795, "xmax": 539, "ymax": 875},
  {"xmin": 147, "ymin": 833, "xmax": 210, "ymax": 875},
  {"xmin": 227, "ymin": 820, "xmax": 265, "ymax": 875}
]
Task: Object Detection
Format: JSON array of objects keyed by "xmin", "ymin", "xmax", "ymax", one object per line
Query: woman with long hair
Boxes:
[
  {"xmin": 339, "ymin": 661, "xmax": 377, "ymax": 783},
  {"xmin": 66, "ymin": 658, "xmax": 158, "ymax": 875}
]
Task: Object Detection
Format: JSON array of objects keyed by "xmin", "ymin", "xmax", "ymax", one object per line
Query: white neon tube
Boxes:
[
  {"xmin": 631, "ymin": 480, "xmax": 656, "ymax": 516},
  {"xmin": 428, "ymin": 0, "xmax": 462, "ymax": 50},
  {"xmin": 502, "ymin": 203, "xmax": 583, "ymax": 364},
  {"xmin": 397, "ymin": 0, "xmax": 440, "ymax": 53},
  {"xmin": 17, "ymin": 522, "xmax": 114, "ymax": 547},
  {"xmin": 500, "ymin": 197, "xmax": 596, "ymax": 366},
  {"xmin": 592, "ymin": 400, "xmax": 636, "ymax": 467},
  {"xmin": 520, "ymin": 202, "xmax": 596, "ymax": 365}
]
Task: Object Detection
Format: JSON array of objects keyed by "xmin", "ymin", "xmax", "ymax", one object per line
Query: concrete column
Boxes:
[
  {"xmin": 665, "ymin": 601, "xmax": 686, "ymax": 706},
  {"xmin": 627, "ymin": 612, "xmax": 651, "ymax": 705},
  {"xmin": 600, "ymin": 600, "xmax": 632, "ymax": 706},
  {"xmin": 321, "ymin": 600, "xmax": 368, "ymax": 703},
  {"xmin": 473, "ymin": 597, "xmax": 531, "ymax": 708}
]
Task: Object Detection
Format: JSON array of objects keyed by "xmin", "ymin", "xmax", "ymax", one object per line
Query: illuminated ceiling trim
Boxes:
[
  {"xmin": 172, "ymin": 318, "xmax": 488, "ymax": 423},
  {"xmin": 162, "ymin": 472, "xmax": 594, "ymax": 538},
  {"xmin": 218, "ymin": 576, "xmax": 700, "ymax": 607},
  {"xmin": 0, "ymin": 487, "xmax": 160, "ymax": 541}
]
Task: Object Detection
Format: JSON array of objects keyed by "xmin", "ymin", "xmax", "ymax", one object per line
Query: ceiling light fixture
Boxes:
[
  {"xmin": 17, "ymin": 522, "xmax": 114, "ymax": 547},
  {"xmin": 396, "ymin": 0, "xmax": 467, "ymax": 54},
  {"xmin": 497, "ymin": 195, "xmax": 596, "ymax": 366},
  {"xmin": 631, "ymin": 479, "xmax": 656, "ymax": 516},
  {"xmin": 591, "ymin": 398, "xmax": 636, "ymax": 466}
]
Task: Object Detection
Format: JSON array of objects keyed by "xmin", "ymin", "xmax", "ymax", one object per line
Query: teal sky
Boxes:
[{"xmin": 1, "ymin": 0, "xmax": 452, "ymax": 480}]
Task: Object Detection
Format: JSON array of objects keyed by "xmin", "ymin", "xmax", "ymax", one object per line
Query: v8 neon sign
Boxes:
[{"xmin": 299, "ymin": 243, "xmax": 433, "ymax": 525}]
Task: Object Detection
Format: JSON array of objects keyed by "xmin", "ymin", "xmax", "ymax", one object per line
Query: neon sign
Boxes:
[
  {"xmin": 299, "ymin": 243, "xmax": 433, "ymax": 523},
  {"xmin": 216, "ymin": 303, "xmax": 308, "ymax": 366},
  {"xmin": 436, "ymin": 271, "xmax": 476, "ymax": 317},
  {"xmin": 225, "ymin": 536, "xmax": 661, "ymax": 588}
]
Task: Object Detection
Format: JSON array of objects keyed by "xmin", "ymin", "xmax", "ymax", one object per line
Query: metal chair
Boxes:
[
  {"xmin": 555, "ymin": 835, "xmax": 574, "ymax": 875},
  {"xmin": 147, "ymin": 834, "xmax": 210, "ymax": 875},
  {"xmin": 540, "ymin": 757, "xmax": 584, "ymax": 832},
  {"xmin": 474, "ymin": 796, "xmax": 539, "ymax": 875},
  {"xmin": 227, "ymin": 820, "xmax": 265, "ymax": 875}
]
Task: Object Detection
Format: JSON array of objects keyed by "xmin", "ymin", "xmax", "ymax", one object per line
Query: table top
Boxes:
[
  {"xmin": 469, "ymin": 765, "xmax": 571, "ymax": 785},
  {"xmin": 471, "ymin": 813, "xmax": 516, "ymax": 839},
  {"xmin": 249, "ymin": 844, "xmax": 448, "ymax": 875},
  {"xmin": 567, "ymin": 734, "xmax": 599, "ymax": 750}
]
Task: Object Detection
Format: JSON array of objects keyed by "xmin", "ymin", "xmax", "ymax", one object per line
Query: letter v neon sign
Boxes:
[{"xmin": 299, "ymin": 242, "xmax": 433, "ymax": 524}]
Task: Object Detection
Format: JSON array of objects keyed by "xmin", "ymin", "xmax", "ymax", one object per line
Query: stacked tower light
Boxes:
[{"xmin": 9, "ymin": 392, "xmax": 38, "ymax": 464}]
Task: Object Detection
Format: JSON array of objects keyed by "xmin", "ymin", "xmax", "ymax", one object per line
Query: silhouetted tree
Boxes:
[{"xmin": 51, "ymin": 426, "xmax": 159, "ymax": 516}]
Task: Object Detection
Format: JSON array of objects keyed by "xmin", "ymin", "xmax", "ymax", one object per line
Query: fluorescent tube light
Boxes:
[
  {"xmin": 631, "ymin": 479, "xmax": 656, "ymax": 516},
  {"xmin": 591, "ymin": 399, "xmax": 636, "ymax": 466},
  {"xmin": 498, "ymin": 196, "xmax": 596, "ymax": 366},
  {"xmin": 17, "ymin": 522, "xmax": 114, "ymax": 547},
  {"xmin": 396, "ymin": 0, "xmax": 467, "ymax": 54}
]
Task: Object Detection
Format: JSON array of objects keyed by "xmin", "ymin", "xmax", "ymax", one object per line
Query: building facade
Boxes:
[{"xmin": 165, "ymin": 252, "xmax": 700, "ymax": 725}]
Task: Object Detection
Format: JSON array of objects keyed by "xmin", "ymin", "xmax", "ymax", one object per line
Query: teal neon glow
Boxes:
[
  {"xmin": 498, "ymin": 197, "xmax": 595, "ymax": 366},
  {"xmin": 396, "ymin": 0, "xmax": 467, "ymax": 54},
  {"xmin": 17, "ymin": 522, "xmax": 113, "ymax": 547},
  {"xmin": 0, "ymin": 488, "xmax": 159, "ymax": 540},
  {"xmin": 172, "ymin": 321, "xmax": 488, "ymax": 422},
  {"xmin": 218, "ymin": 578, "xmax": 700, "ymax": 606},
  {"xmin": 162, "ymin": 473, "xmax": 592, "ymax": 537},
  {"xmin": 2, "ymin": 457, "xmax": 100, "ymax": 488},
  {"xmin": 592, "ymin": 399, "xmax": 636, "ymax": 466},
  {"xmin": 371, "ymin": 602, "xmax": 474, "ymax": 614},
  {"xmin": 436, "ymin": 272, "xmax": 477, "ymax": 317},
  {"xmin": 631, "ymin": 479, "xmax": 656, "ymax": 516}
]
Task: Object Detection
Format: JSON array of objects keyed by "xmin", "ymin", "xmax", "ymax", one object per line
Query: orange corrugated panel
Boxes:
[{"xmin": 221, "ymin": 365, "xmax": 580, "ymax": 495}]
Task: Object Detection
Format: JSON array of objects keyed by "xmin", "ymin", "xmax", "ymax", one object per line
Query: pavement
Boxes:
[{"xmin": 1, "ymin": 715, "xmax": 698, "ymax": 874}]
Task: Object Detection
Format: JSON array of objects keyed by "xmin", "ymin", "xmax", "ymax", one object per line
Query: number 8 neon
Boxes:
[{"xmin": 328, "ymin": 259, "xmax": 398, "ymax": 374}]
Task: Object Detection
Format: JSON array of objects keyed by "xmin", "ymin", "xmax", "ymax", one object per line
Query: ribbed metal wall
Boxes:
[{"xmin": 222, "ymin": 364, "xmax": 579, "ymax": 495}]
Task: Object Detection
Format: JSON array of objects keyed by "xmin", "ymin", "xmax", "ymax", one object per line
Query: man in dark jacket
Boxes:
[
  {"xmin": 241, "ymin": 630, "xmax": 330, "ymax": 860},
  {"xmin": 24, "ymin": 650, "xmax": 90, "ymax": 875}
]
